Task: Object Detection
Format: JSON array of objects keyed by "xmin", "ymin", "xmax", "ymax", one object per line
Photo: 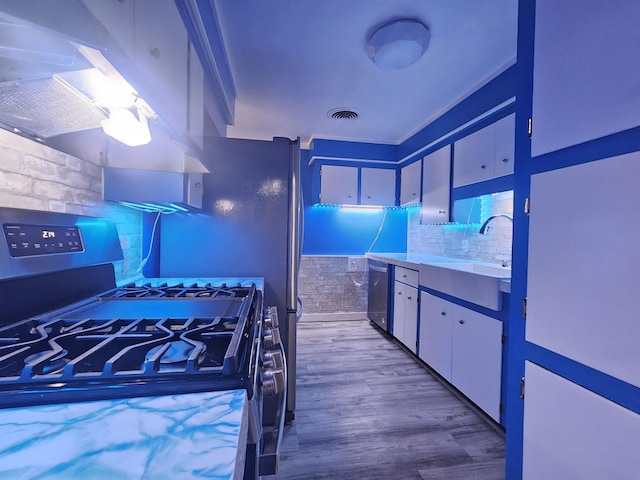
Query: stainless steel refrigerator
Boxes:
[{"xmin": 158, "ymin": 136, "xmax": 301, "ymax": 422}]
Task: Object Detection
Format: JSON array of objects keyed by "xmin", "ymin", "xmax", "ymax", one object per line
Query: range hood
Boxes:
[
  {"xmin": 0, "ymin": 5, "xmax": 207, "ymax": 173},
  {"xmin": 103, "ymin": 168, "xmax": 204, "ymax": 212}
]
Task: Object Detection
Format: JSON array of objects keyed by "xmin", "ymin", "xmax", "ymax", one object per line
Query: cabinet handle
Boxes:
[
  {"xmin": 480, "ymin": 165, "xmax": 487, "ymax": 170},
  {"xmin": 502, "ymin": 158, "xmax": 509, "ymax": 163},
  {"xmin": 438, "ymin": 210, "xmax": 447, "ymax": 214},
  {"xmin": 458, "ymin": 319, "xmax": 464, "ymax": 324},
  {"xmin": 149, "ymin": 46, "xmax": 161, "ymax": 59},
  {"xmin": 440, "ymin": 311, "xmax": 446, "ymax": 316},
  {"xmin": 407, "ymin": 296, "xmax": 412, "ymax": 300}
]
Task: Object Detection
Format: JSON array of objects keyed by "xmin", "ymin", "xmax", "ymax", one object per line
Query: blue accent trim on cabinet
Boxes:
[
  {"xmin": 310, "ymin": 139, "xmax": 398, "ymax": 163},
  {"xmin": 525, "ymin": 343, "xmax": 640, "ymax": 414},
  {"xmin": 399, "ymin": 66, "xmax": 518, "ymax": 161},
  {"xmin": 451, "ymin": 175, "xmax": 514, "ymax": 201}
]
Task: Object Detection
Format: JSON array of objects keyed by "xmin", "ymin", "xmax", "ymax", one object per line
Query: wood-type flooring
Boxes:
[{"xmin": 268, "ymin": 319, "xmax": 505, "ymax": 480}]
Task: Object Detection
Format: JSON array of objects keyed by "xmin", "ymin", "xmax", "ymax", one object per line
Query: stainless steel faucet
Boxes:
[{"xmin": 478, "ymin": 214, "xmax": 513, "ymax": 234}]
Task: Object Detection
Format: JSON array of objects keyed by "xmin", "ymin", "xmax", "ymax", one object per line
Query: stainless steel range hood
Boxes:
[{"xmin": 0, "ymin": 4, "xmax": 208, "ymax": 174}]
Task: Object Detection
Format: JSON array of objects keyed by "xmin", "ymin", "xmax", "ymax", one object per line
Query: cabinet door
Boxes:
[
  {"xmin": 451, "ymin": 305, "xmax": 502, "ymax": 421},
  {"xmin": 420, "ymin": 144, "xmax": 451, "ymax": 224},
  {"xmin": 531, "ymin": 0, "xmax": 640, "ymax": 156},
  {"xmin": 453, "ymin": 124, "xmax": 494, "ymax": 187},
  {"xmin": 527, "ymin": 152, "xmax": 640, "ymax": 387},
  {"xmin": 392, "ymin": 280, "xmax": 406, "ymax": 343},
  {"xmin": 493, "ymin": 113, "xmax": 515, "ymax": 178},
  {"xmin": 81, "ymin": 0, "xmax": 134, "ymax": 53},
  {"xmin": 320, "ymin": 165, "xmax": 358, "ymax": 204},
  {"xmin": 404, "ymin": 285, "xmax": 418, "ymax": 354},
  {"xmin": 188, "ymin": 42, "xmax": 204, "ymax": 150},
  {"xmin": 134, "ymin": 0, "xmax": 189, "ymax": 133},
  {"xmin": 523, "ymin": 362, "xmax": 640, "ymax": 480},
  {"xmin": 360, "ymin": 168, "xmax": 396, "ymax": 206},
  {"xmin": 400, "ymin": 160, "xmax": 421, "ymax": 206},
  {"xmin": 419, "ymin": 291, "xmax": 453, "ymax": 381}
]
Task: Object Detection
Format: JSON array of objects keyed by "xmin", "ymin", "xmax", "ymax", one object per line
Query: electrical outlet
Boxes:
[
  {"xmin": 461, "ymin": 239, "xmax": 469, "ymax": 253},
  {"xmin": 347, "ymin": 256, "xmax": 365, "ymax": 272}
]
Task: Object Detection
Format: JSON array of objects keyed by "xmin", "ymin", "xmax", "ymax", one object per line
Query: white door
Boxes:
[
  {"xmin": 527, "ymin": 152, "xmax": 640, "ymax": 388},
  {"xmin": 451, "ymin": 305, "xmax": 502, "ymax": 421},
  {"xmin": 531, "ymin": 0, "xmax": 640, "ymax": 156},
  {"xmin": 523, "ymin": 362, "xmax": 640, "ymax": 480}
]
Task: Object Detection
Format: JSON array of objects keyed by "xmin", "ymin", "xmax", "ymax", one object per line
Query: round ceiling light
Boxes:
[{"xmin": 366, "ymin": 19, "xmax": 431, "ymax": 70}]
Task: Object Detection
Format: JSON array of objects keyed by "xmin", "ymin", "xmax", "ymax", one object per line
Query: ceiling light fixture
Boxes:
[{"xmin": 367, "ymin": 19, "xmax": 431, "ymax": 70}]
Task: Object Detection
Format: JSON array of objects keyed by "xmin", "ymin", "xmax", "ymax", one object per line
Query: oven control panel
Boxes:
[{"xmin": 3, "ymin": 223, "xmax": 84, "ymax": 257}]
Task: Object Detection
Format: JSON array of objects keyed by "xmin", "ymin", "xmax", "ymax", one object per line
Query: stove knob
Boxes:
[
  {"xmin": 263, "ymin": 327, "xmax": 281, "ymax": 349},
  {"xmin": 264, "ymin": 307, "xmax": 279, "ymax": 328},
  {"xmin": 262, "ymin": 368, "xmax": 285, "ymax": 396},
  {"xmin": 262, "ymin": 350, "xmax": 284, "ymax": 369}
]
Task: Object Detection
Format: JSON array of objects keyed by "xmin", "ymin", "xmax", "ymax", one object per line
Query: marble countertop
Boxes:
[
  {"xmin": 0, "ymin": 390, "xmax": 248, "ymax": 480},
  {"xmin": 366, "ymin": 252, "xmax": 511, "ymax": 294}
]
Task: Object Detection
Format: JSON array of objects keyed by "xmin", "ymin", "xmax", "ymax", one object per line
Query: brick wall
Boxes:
[
  {"xmin": 0, "ymin": 129, "xmax": 143, "ymax": 282},
  {"xmin": 408, "ymin": 190, "xmax": 513, "ymax": 265},
  {"xmin": 299, "ymin": 256, "xmax": 368, "ymax": 320}
]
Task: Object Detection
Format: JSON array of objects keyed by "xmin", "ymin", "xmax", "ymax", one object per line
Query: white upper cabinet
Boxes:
[
  {"xmin": 320, "ymin": 165, "xmax": 396, "ymax": 206},
  {"xmin": 531, "ymin": 0, "xmax": 640, "ymax": 156},
  {"xmin": 134, "ymin": 0, "xmax": 189, "ymax": 135},
  {"xmin": 453, "ymin": 113, "xmax": 515, "ymax": 187},
  {"xmin": 320, "ymin": 165, "xmax": 358, "ymax": 205},
  {"xmin": 421, "ymin": 144, "xmax": 451, "ymax": 224},
  {"xmin": 400, "ymin": 160, "xmax": 421, "ymax": 206},
  {"xmin": 360, "ymin": 168, "xmax": 396, "ymax": 206},
  {"xmin": 527, "ymin": 151, "xmax": 640, "ymax": 388},
  {"xmin": 80, "ymin": 0, "xmax": 134, "ymax": 53}
]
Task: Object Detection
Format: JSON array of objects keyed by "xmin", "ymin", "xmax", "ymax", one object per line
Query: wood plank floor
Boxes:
[{"xmin": 269, "ymin": 320, "xmax": 505, "ymax": 480}]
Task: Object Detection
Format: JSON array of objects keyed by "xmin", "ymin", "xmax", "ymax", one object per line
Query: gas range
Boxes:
[{"xmin": 0, "ymin": 208, "xmax": 286, "ymax": 479}]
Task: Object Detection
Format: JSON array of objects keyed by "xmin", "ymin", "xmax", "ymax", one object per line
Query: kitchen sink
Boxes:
[{"xmin": 418, "ymin": 260, "xmax": 510, "ymax": 311}]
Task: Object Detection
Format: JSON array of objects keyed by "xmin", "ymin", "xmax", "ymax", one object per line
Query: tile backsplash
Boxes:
[
  {"xmin": 0, "ymin": 129, "xmax": 143, "ymax": 282},
  {"xmin": 409, "ymin": 190, "xmax": 514, "ymax": 266}
]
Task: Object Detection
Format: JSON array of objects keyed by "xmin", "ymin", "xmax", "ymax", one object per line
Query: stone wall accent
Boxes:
[
  {"xmin": 0, "ymin": 129, "xmax": 143, "ymax": 282},
  {"xmin": 299, "ymin": 256, "xmax": 368, "ymax": 317},
  {"xmin": 408, "ymin": 190, "xmax": 513, "ymax": 266}
]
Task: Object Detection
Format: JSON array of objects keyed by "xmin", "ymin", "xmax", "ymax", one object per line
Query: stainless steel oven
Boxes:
[
  {"xmin": 367, "ymin": 260, "xmax": 390, "ymax": 333},
  {"xmin": 0, "ymin": 207, "xmax": 286, "ymax": 479}
]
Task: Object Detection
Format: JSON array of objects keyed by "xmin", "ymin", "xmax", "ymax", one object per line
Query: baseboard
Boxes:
[{"xmin": 299, "ymin": 312, "xmax": 368, "ymax": 322}]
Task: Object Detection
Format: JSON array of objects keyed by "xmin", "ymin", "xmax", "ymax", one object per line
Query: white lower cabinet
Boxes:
[
  {"xmin": 523, "ymin": 362, "xmax": 640, "ymax": 480},
  {"xmin": 419, "ymin": 291, "xmax": 503, "ymax": 421},
  {"xmin": 418, "ymin": 292, "xmax": 453, "ymax": 380},
  {"xmin": 393, "ymin": 267, "xmax": 419, "ymax": 354}
]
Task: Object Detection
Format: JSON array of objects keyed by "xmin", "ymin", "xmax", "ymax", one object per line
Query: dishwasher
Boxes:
[{"xmin": 367, "ymin": 260, "xmax": 391, "ymax": 333}]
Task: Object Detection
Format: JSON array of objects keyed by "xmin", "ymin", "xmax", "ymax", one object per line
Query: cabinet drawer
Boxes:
[{"xmin": 395, "ymin": 266, "xmax": 419, "ymax": 287}]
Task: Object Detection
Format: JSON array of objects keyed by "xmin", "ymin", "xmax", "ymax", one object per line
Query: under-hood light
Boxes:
[{"xmin": 101, "ymin": 106, "xmax": 151, "ymax": 147}]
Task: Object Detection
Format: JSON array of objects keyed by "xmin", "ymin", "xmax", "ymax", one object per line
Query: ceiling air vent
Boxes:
[{"xmin": 328, "ymin": 108, "xmax": 358, "ymax": 120}]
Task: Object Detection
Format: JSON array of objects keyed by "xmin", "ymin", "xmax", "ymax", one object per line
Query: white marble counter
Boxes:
[
  {"xmin": 366, "ymin": 252, "xmax": 511, "ymax": 294},
  {"xmin": 0, "ymin": 390, "xmax": 248, "ymax": 480}
]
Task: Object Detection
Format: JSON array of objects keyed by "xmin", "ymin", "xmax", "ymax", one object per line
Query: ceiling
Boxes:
[{"xmin": 213, "ymin": 0, "xmax": 518, "ymax": 148}]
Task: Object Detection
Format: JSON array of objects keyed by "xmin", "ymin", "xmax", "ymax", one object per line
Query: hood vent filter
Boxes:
[{"xmin": 0, "ymin": 75, "xmax": 107, "ymax": 139}]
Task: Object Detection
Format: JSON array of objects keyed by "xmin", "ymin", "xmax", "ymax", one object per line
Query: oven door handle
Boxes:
[{"xmin": 258, "ymin": 340, "xmax": 287, "ymax": 476}]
